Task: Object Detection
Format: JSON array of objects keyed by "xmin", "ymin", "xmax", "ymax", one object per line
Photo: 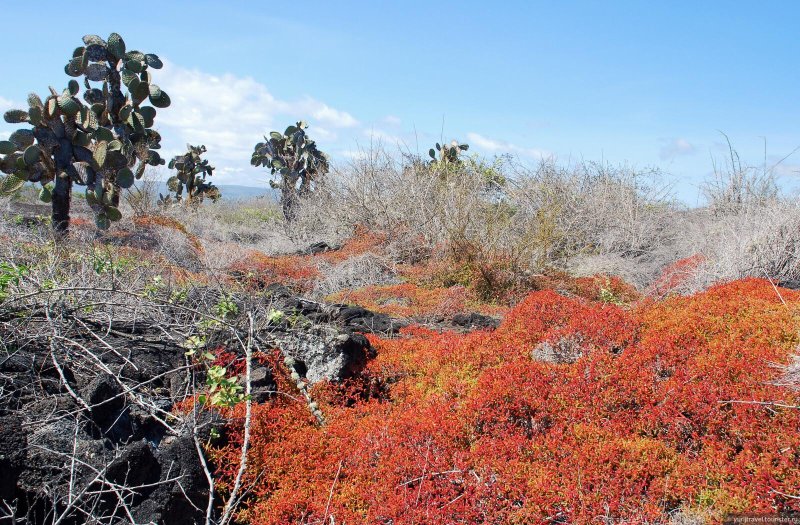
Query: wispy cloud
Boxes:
[
  {"xmin": 659, "ymin": 137, "xmax": 696, "ymax": 160},
  {"xmin": 0, "ymin": 97, "xmax": 18, "ymax": 141},
  {"xmin": 383, "ymin": 115, "xmax": 402, "ymax": 126},
  {"xmin": 362, "ymin": 128, "xmax": 407, "ymax": 148},
  {"xmin": 0, "ymin": 96, "xmax": 14, "ymax": 112},
  {"xmin": 155, "ymin": 60, "xmax": 359, "ymax": 184},
  {"xmin": 466, "ymin": 132, "xmax": 551, "ymax": 160}
]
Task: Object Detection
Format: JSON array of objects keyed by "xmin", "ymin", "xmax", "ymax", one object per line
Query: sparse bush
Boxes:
[
  {"xmin": 124, "ymin": 168, "xmax": 162, "ymax": 217},
  {"xmin": 679, "ymin": 200, "xmax": 800, "ymax": 290},
  {"xmin": 703, "ymin": 138, "xmax": 779, "ymax": 214},
  {"xmin": 312, "ymin": 252, "xmax": 399, "ymax": 299}
]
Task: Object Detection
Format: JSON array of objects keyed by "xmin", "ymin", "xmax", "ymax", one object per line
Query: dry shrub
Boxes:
[
  {"xmin": 679, "ymin": 200, "xmax": 800, "ymax": 290},
  {"xmin": 311, "ymin": 252, "xmax": 399, "ymax": 299},
  {"xmin": 300, "ymin": 149, "xmax": 677, "ymax": 292},
  {"xmin": 123, "ymin": 169, "xmax": 163, "ymax": 217}
]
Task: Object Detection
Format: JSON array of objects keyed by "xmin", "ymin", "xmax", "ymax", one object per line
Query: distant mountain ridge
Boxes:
[{"xmin": 154, "ymin": 182, "xmax": 277, "ymax": 202}]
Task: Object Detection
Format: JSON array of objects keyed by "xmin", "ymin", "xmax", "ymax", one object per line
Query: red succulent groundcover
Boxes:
[{"xmin": 208, "ymin": 278, "xmax": 800, "ymax": 524}]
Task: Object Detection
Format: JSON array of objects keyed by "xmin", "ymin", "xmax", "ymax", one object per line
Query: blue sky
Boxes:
[{"xmin": 1, "ymin": 1, "xmax": 798, "ymax": 203}]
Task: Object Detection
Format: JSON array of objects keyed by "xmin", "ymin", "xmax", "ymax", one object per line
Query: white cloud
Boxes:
[
  {"xmin": 154, "ymin": 60, "xmax": 359, "ymax": 185},
  {"xmin": 383, "ymin": 115, "xmax": 401, "ymax": 126},
  {"xmin": 339, "ymin": 149, "xmax": 370, "ymax": 160},
  {"xmin": 466, "ymin": 132, "xmax": 551, "ymax": 160},
  {"xmin": 307, "ymin": 102, "xmax": 358, "ymax": 128},
  {"xmin": 0, "ymin": 96, "xmax": 14, "ymax": 112},
  {"xmin": 659, "ymin": 137, "xmax": 696, "ymax": 160},
  {"xmin": 362, "ymin": 128, "xmax": 405, "ymax": 147},
  {"xmin": 0, "ymin": 97, "xmax": 19, "ymax": 141}
]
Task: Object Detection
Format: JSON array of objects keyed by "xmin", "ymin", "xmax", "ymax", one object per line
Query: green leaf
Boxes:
[
  {"xmin": 27, "ymin": 93, "xmax": 44, "ymax": 110},
  {"xmin": 121, "ymin": 68, "xmax": 137, "ymax": 87},
  {"xmin": 127, "ymin": 76, "xmax": 141, "ymax": 97},
  {"xmin": 95, "ymin": 213, "xmax": 110, "ymax": 230},
  {"xmin": 82, "ymin": 34, "xmax": 107, "ymax": 46},
  {"xmin": 270, "ymin": 131, "xmax": 283, "ymax": 141},
  {"xmin": 139, "ymin": 106, "xmax": 156, "ymax": 127},
  {"xmin": 0, "ymin": 141, "xmax": 16, "ymax": 155},
  {"xmin": 0, "ymin": 174, "xmax": 27, "ymax": 196},
  {"xmin": 116, "ymin": 167, "xmax": 134, "ymax": 189},
  {"xmin": 144, "ymin": 54, "xmax": 163, "ymax": 69},
  {"xmin": 4, "ymin": 110, "xmax": 29, "ymax": 124},
  {"xmin": 94, "ymin": 141, "xmax": 108, "ymax": 168},
  {"xmin": 125, "ymin": 59, "xmax": 143, "ymax": 73},
  {"xmin": 28, "ymin": 106, "xmax": 42, "ymax": 126},
  {"xmin": 65, "ymin": 56, "xmax": 85, "ymax": 77},
  {"xmin": 23, "ymin": 145, "xmax": 41, "ymax": 166},
  {"xmin": 148, "ymin": 87, "xmax": 170, "ymax": 108},
  {"xmin": 39, "ymin": 185, "xmax": 52, "ymax": 203},
  {"xmin": 58, "ymin": 96, "xmax": 80, "ymax": 117},
  {"xmin": 68, "ymin": 80, "xmax": 80, "ymax": 96},
  {"xmin": 105, "ymin": 207, "xmax": 122, "ymax": 222},
  {"xmin": 93, "ymin": 127, "xmax": 115, "ymax": 143},
  {"xmin": 9, "ymin": 130, "xmax": 34, "ymax": 150},
  {"xmin": 125, "ymin": 50, "xmax": 145, "ymax": 62},
  {"xmin": 118, "ymin": 105, "xmax": 133, "ymax": 122},
  {"xmin": 107, "ymin": 33, "xmax": 126, "ymax": 60},
  {"xmin": 46, "ymin": 97, "xmax": 58, "ymax": 117}
]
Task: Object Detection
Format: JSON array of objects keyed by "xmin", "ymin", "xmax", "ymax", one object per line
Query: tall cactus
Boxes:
[
  {"xmin": 161, "ymin": 144, "xmax": 220, "ymax": 205},
  {"xmin": 250, "ymin": 121, "xmax": 329, "ymax": 222},
  {"xmin": 0, "ymin": 33, "xmax": 169, "ymax": 233}
]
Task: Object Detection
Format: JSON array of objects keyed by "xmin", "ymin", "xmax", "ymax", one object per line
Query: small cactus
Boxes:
[
  {"xmin": 251, "ymin": 121, "xmax": 328, "ymax": 222},
  {"xmin": 428, "ymin": 140, "xmax": 469, "ymax": 167},
  {"xmin": 160, "ymin": 144, "xmax": 220, "ymax": 206}
]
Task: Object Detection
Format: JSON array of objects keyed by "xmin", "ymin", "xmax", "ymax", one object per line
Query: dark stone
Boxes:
[
  {"xmin": 331, "ymin": 305, "xmax": 403, "ymax": 335},
  {"xmin": 105, "ymin": 440, "xmax": 160, "ymax": 494},
  {"xmin": 778, "ymin": 279, "xmax": 800, "ymax": 290},
  {"xmin": 452, "ymin": 312, "xmax": 500, "ymax": 331},
  {"xmin": 304, "ymin": 241, "xmax": 339, "ymax": 255},
  {"xmin": 250, "ymin": 366, "xmax": 276, "ymax": 403},
  {"xmin": 0, "ymin": 415, "xmax": 26, "ymax": 501},
  {"xmin": 137, "ymin": 434, "xmax": 209, "ymax": 525},
  {"xmin": 81, "ymin": 374, "xmax": 124, "ymax": 427}
]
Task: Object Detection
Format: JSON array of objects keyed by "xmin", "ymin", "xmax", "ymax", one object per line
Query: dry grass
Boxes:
[{"xmin": 3, "ymin": 141, "xmax": 797, "ymax": 297}]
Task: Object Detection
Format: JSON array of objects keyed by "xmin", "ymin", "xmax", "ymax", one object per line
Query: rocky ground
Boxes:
[{"xmin": 0, "ymin": 253, "xmax": 500, "ymax": 525}]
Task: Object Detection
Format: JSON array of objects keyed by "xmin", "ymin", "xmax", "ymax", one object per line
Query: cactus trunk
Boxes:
[
  {"xmin": 52, "ymin": 173, "xmax": 72, "ymax": 234},
  {"xmin": 281, "ymin": 185, "xmax": 299, "ymax": 222}
]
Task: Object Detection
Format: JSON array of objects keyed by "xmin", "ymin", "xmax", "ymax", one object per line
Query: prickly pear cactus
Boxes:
[
  {"xmin": 429, "ymin": 140, "xmax": 469, "ymax": 166},
  {"xmin": 161, "ymin": 144, "xmax": 220, "ymax": 205},
  {"xmin": 250, "ymin": 121, "xmax": 329, "ymax": 221},
  {"xmin": 0, "ymin": 32, "xmax": 170, "ymax": 233}
]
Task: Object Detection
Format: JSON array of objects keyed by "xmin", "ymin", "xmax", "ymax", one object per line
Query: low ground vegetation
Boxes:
[{"xmin": 2, "ymin": 131, "xmax": 800, "ymax": 524}]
